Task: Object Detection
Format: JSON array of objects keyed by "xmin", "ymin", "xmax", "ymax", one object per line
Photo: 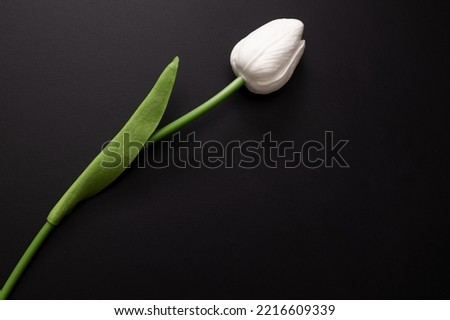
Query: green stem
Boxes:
[
  {"xmin": 0, "ymin": 222, "xmax": 55, "ymax": 300},
  {"xmin": 0, "ymin": 76, "xmax": 245, "ymax": 299},
  {"xmin": 148, "ymin": 76, "xmax": 245, "ymax": 143}
]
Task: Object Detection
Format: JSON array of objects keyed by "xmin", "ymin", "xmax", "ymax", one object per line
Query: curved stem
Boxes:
[
  {"xmin": 0, "ymin": 222, "xmax": 55, "ymax": 300},
  {"xmin": 147, "ymin": 76, "xmax": 245, "ymax": 144},
  {"xmin": 0, "ymin": 77, "xmax": 245, "ymax": 299}
]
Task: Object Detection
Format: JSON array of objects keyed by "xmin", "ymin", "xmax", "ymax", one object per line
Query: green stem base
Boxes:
[{"xmin": 0, "ymin": 222, "xmax": 55, "ymax": 300}]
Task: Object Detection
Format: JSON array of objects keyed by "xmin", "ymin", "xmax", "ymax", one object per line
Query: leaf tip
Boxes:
[{"xmin": 172, "ymin": 56, "xmax": 180, "ymax": 66}]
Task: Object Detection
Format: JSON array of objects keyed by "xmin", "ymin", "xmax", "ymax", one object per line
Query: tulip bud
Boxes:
[{"xmin": 230, "ymin": 18, "xmax": 306, "ymax": 94}]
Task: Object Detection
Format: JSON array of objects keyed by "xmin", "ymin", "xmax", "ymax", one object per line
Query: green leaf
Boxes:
[{"xmin": 47, "ymin": 57, "xmax": 179, "ymax": 225}]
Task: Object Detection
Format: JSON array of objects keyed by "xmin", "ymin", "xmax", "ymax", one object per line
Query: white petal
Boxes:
[{"xmin": 230, "ymin": 19, "xmax": 305, "ymax": 94}]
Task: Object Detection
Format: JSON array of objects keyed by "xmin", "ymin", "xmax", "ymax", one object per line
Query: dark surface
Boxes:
[{"xmin": 0, "ymin": 0, "xmax": 449, "ymax": 299}]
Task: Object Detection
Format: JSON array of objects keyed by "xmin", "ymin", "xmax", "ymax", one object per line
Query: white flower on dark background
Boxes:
[{"xmin": 230, "ymin": 18, "xmax": 306, "ymax": 94}]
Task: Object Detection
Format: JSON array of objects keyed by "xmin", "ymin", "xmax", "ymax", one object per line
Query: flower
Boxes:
[
  {"xmin": 1, "ymin": 18, "xmax": 307, "ymax": 300},
  {"xmin": 230, "ymin": 18, "xmax": 306, "ymax": 94}
]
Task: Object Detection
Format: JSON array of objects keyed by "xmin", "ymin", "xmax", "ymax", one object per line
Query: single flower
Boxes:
[
  {"xmin": 230, "ymin": 18, "xmax": 306, "ymax": 94},
  {"xmin": 1, "ymin": 18, "xmax": 307, "ymax": 299}
]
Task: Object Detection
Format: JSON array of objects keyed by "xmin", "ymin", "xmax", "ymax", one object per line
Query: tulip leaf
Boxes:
[{"xmin": 47, "ymin": 57, "xmax": 179, "ymax": 225}]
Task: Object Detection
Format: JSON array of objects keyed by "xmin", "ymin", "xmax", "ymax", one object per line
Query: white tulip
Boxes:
[
  {"xmin": 1, "ymin": 18, "xmax": 310, "ymax": 301},
  {"xmin": 230, "ymin": 18, "xmax": 306, "ymax": 94}
]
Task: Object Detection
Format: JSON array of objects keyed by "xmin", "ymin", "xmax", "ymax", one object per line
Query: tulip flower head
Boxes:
[{"xmin": 230, "ymin": 18, "xmax": 306, "ymax": 94}]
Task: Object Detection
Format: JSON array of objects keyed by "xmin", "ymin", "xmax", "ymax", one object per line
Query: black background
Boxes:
[{"xmin": 0, "ymin": 0, "xmax": 449, "ymax": 299}]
